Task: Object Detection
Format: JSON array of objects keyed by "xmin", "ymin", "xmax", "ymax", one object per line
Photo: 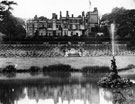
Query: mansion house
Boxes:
[{"xmin": 26, "ymin": 7, "xmax": 99, "ymax": 37}]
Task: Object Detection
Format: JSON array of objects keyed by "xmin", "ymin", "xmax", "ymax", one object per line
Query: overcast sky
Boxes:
[{"xmin": 12, "ymin": 0, "xmax": 135, "ymax": 19}]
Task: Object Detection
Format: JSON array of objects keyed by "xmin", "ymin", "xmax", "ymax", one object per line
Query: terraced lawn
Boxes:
[{"xmin": 0, "ymin": 56, "xmax": 135, "ymax": 70}]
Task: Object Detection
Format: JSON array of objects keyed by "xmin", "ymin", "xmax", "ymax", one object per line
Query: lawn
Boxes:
[{"xmin": 0, "ymin": 56, "xmax": 135, "ymax": 70}]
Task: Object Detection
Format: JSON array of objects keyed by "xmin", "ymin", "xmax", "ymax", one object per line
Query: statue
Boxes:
[
  {"xmin": 97, "ymin": 56, "xmax": 133, "ymax": 88},
  {"xmin": 111, "ymin": 56, "xmax": 118, "ymax": 74}
]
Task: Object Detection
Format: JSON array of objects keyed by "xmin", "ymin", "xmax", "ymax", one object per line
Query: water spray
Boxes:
[
  {"xmin": 110, "ymin": 22, "xmax": 117, "ymax": 74},
  {"xmin": 110, "ymin": 23, "xmax": 115, "ymax": 57}
]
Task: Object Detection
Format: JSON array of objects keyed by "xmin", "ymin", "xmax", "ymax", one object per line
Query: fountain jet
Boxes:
[
  {"xmin": 110, "ymin": 23, "xmax": 115, "ymax": 57},
  {"xmin": 97, "ymin": 22, "xmax": 133, "ymax": 88},
  {"xmin": 110, "ymin": 22, "xmax": 118, "ymax": 74}
]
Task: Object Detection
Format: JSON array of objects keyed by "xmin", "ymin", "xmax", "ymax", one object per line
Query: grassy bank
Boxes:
[
  {"xmin": 0, "ymin": 56, "xmax": 135, "ymax": 70},
  {"xmin": 0, "ymin": 64, "xmax": 111, "ymax": 73}
]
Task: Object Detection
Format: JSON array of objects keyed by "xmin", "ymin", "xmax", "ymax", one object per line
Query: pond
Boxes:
[{"xmin": 0, "ymin": 73, "xmax": 135, "ymax": 104}]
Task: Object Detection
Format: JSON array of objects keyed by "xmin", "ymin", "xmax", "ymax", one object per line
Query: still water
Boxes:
[{"xmin": 0, "ymin": 73, "xmax": 135, "ymax": 104}]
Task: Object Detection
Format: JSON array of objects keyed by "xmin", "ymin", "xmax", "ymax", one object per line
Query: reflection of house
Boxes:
[
  {"xmin": 26, "ymin": 8, "xmax": 99, "ymax": 37},
  {"xmin": 26, "ymin": 83, "xmax": 100, "ymax": 104}
]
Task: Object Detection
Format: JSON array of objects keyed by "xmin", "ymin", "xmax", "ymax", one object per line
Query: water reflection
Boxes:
[
  {"xmin": 100, "ymin": 86, "xmax": 135, "ymax": 104},
  {"xmin": 18, "ymin": 83, "xmax": 99, "ymax": 104},
  {"xmin": 3, "ymin": 72, "xmax": 16, "ymax": 78},
  {"xmin": 0, "ymin": 74, "xmax": 134, "ymax": 104},
  {"xmin": 0, "ymin": 85, "xmax": 25, "ymax": 104}
]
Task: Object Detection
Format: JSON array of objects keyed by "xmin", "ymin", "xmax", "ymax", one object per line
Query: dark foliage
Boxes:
[
  {"xmin": 0, "ymin": 0, "xmax": 26, "ymax": 41},
  {"xmin": 101, "ymin": 7, "xmax": 135, "ymax": 45},
  {"xmin": 45, "ymin": 64, "xmax": 72, "ymax": 72},
  {"xmin": 29, "ymin": 66, "xmax": 42, "ymax": 72},
  {"xmin": 29, "ymin": 66, "xmax": 42, "ymax": 76},
  {"xmin": 118, "ymin": 64, "xmax": 135, "ymax": 72},
  {"xmin": 2, "ymin": 65, "xmax": 16, "ymax": 73},
  {"xmin": 82, "ymin": 66, "xmax": 110, "ymax": 73}
]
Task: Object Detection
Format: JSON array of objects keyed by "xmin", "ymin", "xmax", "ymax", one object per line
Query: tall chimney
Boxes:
[
  {"xmin": 72, "ymin": 14, "xmax": 74, "ymax": 18},
  {"xmin": 55, "ymin": 14, "xmax": 57, "ymax": 19},
  {"xmin": 66, "ymin": 11, "xmax": 69, "ymax": 17},
  {"xmin": 52, "ymin": 13, "xmax": 54, "ymax": 19},
  {"xmin": 34, "ymin": 15, "xmax": 38, "ymax": 20},
  {"xmin": 82, "ymin": 11, "xmax": 85, "ymax": 16},
  {"xmin": 52, "ymin": 13, "xmax": 57, "ymax": 19},
  {"xmin": 94, "ymin": 7, "xmax": 97, "ymax": 12},
  {"xmin": 60, "ymin": 11, "xmax": 62, "ymax": 18}
]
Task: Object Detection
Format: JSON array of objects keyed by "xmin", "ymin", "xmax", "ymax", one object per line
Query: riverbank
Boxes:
[{"xmin": 0, "ymin": 56, "xmax": 135, "ymax": 70}]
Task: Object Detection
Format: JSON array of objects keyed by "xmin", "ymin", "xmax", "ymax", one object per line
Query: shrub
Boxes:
[
  {"xmin": 46, "ymin": 64, "xmax": 72, "ymax": 72},
  {"xmin": 29, "ymin": 66, "xmax": 42, "ymax": 72},
  {"xmin": 42, "ymin": 64, "xmax": 72, "ymax": 77},
  {"xmin": 42, "ymin": 66, "xmax": 48, "ymax": 72},
  {"xmin": 127, "ymin": 64, "xmax": 135, "ymax": 69},
  {"xmin": 119, "ymin": 64, "xmax": 135, "ymax": 72},
  {"xmin": 2, "ymin": 65, "xmax": 16, "ymax": 73},
  {"xmin": 82, "ymin": 66, "xmax": 110, "ymax": 73}
]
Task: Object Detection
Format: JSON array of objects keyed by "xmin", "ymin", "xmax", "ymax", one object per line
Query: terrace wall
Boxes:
[{"xmin": 0, "ymin": 44, "xmax": 134, "ymax": 57}]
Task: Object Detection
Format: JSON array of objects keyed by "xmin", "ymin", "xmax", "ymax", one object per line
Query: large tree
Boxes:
[
  {"xmin": 0, "ymin": 0, "xmax": 26, "ymax": 41},
  {"xmin": 1, "ymin": 0, "xmax": 17, "ymax": 11},
  {"xmin": 101, "ymin": 7, "xmax": 135, "ymax": 40}
]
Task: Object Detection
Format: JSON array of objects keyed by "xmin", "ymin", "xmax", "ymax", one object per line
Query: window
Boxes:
[
  {"xmin": 91, "ymin": 27, "xmax": 95, "ymax": 32},
  {"xmin": 76, "ymin": 25, "xmax": 78, "ymax": 29},
  {"xmin": 56, "ymin": 25, "xmax": 59, "ymax": 28},
  {"xmin": 40, "ymin": 33, "xmax": 43, "ymax": 36},
  {"xmin": 79, "ymin": 20, "xmax": 82, "ymax": 24},
  {"xmin": 48, "ymin": 33, "xmax": 51, "ymax": 36},
  {"xmin": 70, "ymin": 19, "xmax": 72, "ymax": 23},
  {"xmin": 58, "ymin": 33, "xmax": 60, "ymax": 36},
  {"xmin": 70, "ymin": 25, "xmax": 72, "ymax": 29},
  {"xmin": 48, "ymin": 24, "xmax": 52, "ymax": 28},
  {"xmin": 64, "ymin": 25, "xmax": 67, "ymax": 28}
]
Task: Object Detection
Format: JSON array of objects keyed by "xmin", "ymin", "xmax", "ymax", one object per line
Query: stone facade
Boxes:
[{"xmin": 26, "ymin": 8, "xmax": 99, "ymax": 37}]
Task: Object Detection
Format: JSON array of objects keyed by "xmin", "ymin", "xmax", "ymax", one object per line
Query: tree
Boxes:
[
  {"xmin": 38, "ymin": 16, "xmax": 47, "ymax": 21},
  {"xmin": 1, "ymin": 0, "xmax": 17, "ymax": 11},
  {"xmin": 101, "ymin": 7, "xmax": 135, "ymax": 39},
  {"xmin": 0, "ymin": 0, "xmax": 26, "ymax": 41},
  {"xmin": 111, "ymin": 7, "xmax": 126, "ymax": 14},
  {"xmin": 101, "ymin": 7, "xmax": 126, "ymax": 23}
]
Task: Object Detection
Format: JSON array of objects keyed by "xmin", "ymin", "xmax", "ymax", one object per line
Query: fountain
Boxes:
[
  {"xmin": 110, "ymin": 23, "xmax": 118, "ymax": 74},
  {"xmin": 97, "ymin": 23, "xmax": 133, "ymax": 88},
  {"xmin": 111, "ymin": 23, "xmax": 115, "ymax": 57}
]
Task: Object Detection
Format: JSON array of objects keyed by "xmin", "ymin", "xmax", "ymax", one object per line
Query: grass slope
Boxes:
[{"xmin": 0, "ymin": 56, "xmax": 135, "ymax": 70}]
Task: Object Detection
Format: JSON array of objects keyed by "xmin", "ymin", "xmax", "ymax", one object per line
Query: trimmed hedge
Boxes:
[
  {"xmin": 82, "ymin": 66, "xmax": 111, "ymax": 73},
  {"xmin": 2, "ymin": 65, "xmax": 16, "ymax": 73},
  {"xmin": 1, "ymin": 64, "xmax": 113, "ymax": 73}
]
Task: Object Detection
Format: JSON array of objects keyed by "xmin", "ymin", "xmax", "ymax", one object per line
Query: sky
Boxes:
[{"xmin": 12, "ymin": 0, "xmax": 135, "ymax": 19}]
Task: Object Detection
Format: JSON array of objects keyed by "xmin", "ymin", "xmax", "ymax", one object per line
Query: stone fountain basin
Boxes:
[{"xmin": 97, "ymin": 72, "xmax": 133, "ymax": 88}]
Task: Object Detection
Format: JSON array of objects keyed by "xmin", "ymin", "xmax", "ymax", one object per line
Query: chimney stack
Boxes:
[
  {"xmin": 94, "ymin": 7, "xmax": 97, "ymax": 11},
  {"xmin": 66, "ymin": 11, "xmax": 69, "ymax": 17},
  {"xmin": 60, "ymin": 11, "xmax": 62, "ymax": 18},
  {"xmin": 82, "ymin": 11, "xmax": 85, "ymax": 16},
  {"xmin": 52, "ymin": 13, "xmax": 57, "ymax": 19},
  {"xmin": 72, "ymin": 14, "xmax": 74, "ymax": 18}
]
